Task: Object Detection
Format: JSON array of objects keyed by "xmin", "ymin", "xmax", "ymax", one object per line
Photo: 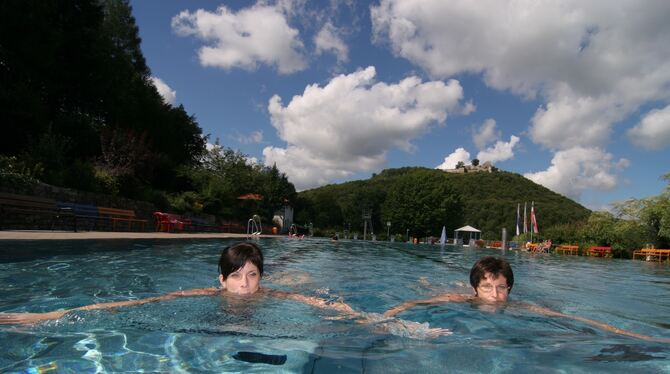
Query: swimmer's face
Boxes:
[
  {"xmin": 475, "ymin": 272, "xmax": 510, "ymax": 303},
  {"xmin": 219, "ymin": 261, "xmax": 261, "ymax": 295}
]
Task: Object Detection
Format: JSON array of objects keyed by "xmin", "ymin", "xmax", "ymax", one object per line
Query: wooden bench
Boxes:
[
  {"xmin": 57, "ymin": 202, "xmax": 99, "ymax": 231},
  {"xmin": 588, "ymin": 246, "xmax": 612, "ymax": 257},
  {"xmin": 98, "ymin": 207, "xmax": 147, "ymax": 231},
  {"xmin": 556, "ymin": 244, "xmax": 579, "ymax": 255},
  {"xmin": 0, "ymin": 192, "xmax": 65, "ymax": 230}
]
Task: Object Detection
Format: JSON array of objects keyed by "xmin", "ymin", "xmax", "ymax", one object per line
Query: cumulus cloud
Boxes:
[
  {"xmin": 151, "ymin": 77, "xmax": 176, "ymax": 105},
  {"xmin": 524, "ymin": 147, "xmax": 629, "ymax": 200},
  {"xmin": 233, "ymin": 130, "xmax": 264, "ymax": 144},
  {"xmin": 628, "ymin": 105, "xmax": 670, "ymax": 150},
  {"xmin": 172, "ymin": 4, "xmax": 306, "ymax": 74},
  {"xmin": 476, "ymin": 135, "xmax": 520, "ymax": 164},
  {"xmin": 314, "ymin": 22, "xmax": 348, "ymax": 63},
  {"xmin": 436, "ymin": 147, "xmax": 470, "ymax": 170},
  {"xmin": 263, "ymin": 66, "xmax": 464, "ymax": 190},
  {"xmin": 461, "ymin": 100, "xmax": 476, "ymax": 115},
  {"xmin": 473, "ymin": 118, "xmax": 499, "ymax": 150},
  {"xmin": 371, "ymin": 0, "xmax": 670, "ymax": 149},
  {"xmin": 371, "ymin": 0, "xmax": 670, "ymax": 198}
]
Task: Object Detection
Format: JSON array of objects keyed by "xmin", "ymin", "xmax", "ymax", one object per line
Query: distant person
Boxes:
[{"xmin": 384, "ymin": 256, "xmax": 670, "ymax": 343}]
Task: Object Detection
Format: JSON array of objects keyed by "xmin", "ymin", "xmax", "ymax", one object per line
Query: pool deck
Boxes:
[{"xmin": 0, "ymin": 230, "xmax": 279, "ymax": 240}]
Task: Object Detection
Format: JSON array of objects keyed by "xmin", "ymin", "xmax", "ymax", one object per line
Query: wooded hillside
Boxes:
[{"xmin": 296, "ymin": 167, "xmax": 591, "ymax": 239}]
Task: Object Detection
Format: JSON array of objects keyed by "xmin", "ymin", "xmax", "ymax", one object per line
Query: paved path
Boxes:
[{"xmin": 0, "ymin": 231, "xmax": 278, "ymax": 240}]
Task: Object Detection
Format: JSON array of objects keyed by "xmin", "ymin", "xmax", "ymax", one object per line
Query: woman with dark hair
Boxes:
[
  {"xmin": 1, "ymin": 241, "xmax": 452, "ymax": 339},
  {"xmin": 0, "ymin": 241, "xmax": 360, "ymax": 324}
]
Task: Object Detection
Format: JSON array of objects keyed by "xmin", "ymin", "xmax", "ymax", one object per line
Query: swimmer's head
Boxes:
[
  {"xmin": 469, "ymin": 256, "xmax": 514, "ymax": 302},
  {"xmin": 218, "ymin": 242, "xmax": 264, "ymax": 294}
]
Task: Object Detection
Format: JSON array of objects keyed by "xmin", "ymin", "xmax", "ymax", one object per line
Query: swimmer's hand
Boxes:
[
  {"xmin": 381, "ymin": 319, "xmax": 452, "ymax": 339},
  {"xmin": 0, "ymin": 310, "xmax": 67, "ymax": 325},
  {"xmin": 358, "ymin": 312, "xmax": 452, "ymax": 339}
]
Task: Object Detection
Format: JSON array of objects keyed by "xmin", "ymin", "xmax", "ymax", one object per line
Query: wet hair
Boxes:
[
  {"xmin": 218, "ymin": 242, "xmax": 264, "ymax": 279},
  {"xmin": 469, "ymin": 256, "xmax": 514, "ymax": 292}
]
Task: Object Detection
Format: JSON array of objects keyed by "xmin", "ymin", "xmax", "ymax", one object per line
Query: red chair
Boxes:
[{"xmin": 153, "ymin": 212, "xmax": 185, "ymax": 232}]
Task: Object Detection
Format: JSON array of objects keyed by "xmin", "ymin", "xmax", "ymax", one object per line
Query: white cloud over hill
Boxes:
[
  {"xmin": 525, "ymin": 147, "xmax": 630, "ymax": 200},
  {"xmin": 264, "ymin": 66, "xmax": 465, "ymax": 190},
  {"xmin": 372, "ymin": 0, "xmax": 670, "ymax": 199},
  {"xmin": 436, "ymin": 148, "xmax": 470, "ymax": 170}
]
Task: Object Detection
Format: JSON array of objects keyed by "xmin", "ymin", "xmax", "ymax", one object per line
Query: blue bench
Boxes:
[{"xmin": 57, "ymin": 202, "xmax": 99, "ymax": 232}]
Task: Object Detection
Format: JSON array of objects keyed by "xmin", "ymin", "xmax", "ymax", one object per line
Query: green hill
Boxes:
[{"xmin": 295, "ymin": 167, "xmax": 590, "ymax": 239}]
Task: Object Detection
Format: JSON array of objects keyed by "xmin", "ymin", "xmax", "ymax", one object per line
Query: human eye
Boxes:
[
  {"xmin": 480, "ymin": 284, "xmax": 493, "ymax": 292},
  {"xmin": 249, "ymin": 272, "xmax": 258, "ymax": 277},
  {"xmin": 230, "ymin": 273, "xmax": 241, "ymax": 278},
  {"xmin": 497, "ymin": 285, "xmax": 509, "ymax": 292}
]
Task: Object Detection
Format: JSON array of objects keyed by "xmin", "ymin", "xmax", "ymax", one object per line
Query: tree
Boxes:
[
  {"xmin": 455, "ymin": 161, "xmax": 465, "ymax": 169},
  {"xmin": 381, "ymin": 171, "xmax": 463, "ymax": 237},
  {"xmin": 472, "ymin": 159, "xmax": 480, "ymax": 167}
]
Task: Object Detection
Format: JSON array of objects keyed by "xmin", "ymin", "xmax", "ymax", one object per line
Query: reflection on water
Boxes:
[{"xmin": 1, "ymin": 238, "xmax": 669, "ymax": 373}]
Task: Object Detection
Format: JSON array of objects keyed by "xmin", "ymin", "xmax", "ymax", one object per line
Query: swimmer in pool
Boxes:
[
  {"xmin": 0, "ymin": 242, "xmax": 353, "ymax": 324},
  {"xmin": 384, "ymin": 256, "xmax": 670, "ymax": 343},
  {"xmin": 0, "ymin": 242, "xmax": 449, "ymax": 338}
]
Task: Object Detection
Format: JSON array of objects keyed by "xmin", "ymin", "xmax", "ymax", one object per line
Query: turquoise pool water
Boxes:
[{"xmin": 0, "ymin": 238, "xmax": 669, "ymax": 373}]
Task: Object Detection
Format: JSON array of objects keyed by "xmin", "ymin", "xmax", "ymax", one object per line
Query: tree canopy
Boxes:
[{"xmin": 297, "ymin": 167, "xmax": 590, "ymax": 239}]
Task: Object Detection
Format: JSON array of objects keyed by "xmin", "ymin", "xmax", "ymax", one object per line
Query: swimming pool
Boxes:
[{"xmin": 1, "ymin": 238, "xmax": 669, "ymax": 373}]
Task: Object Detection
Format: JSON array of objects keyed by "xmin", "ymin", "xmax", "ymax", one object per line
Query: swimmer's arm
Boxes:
[
  {"xmin": 525, "ymin": 304, "xmax": 670, "ymax": 343},
  {"xmin": 74, "ymin": 288, "xmax": 219, "ymax": 312},
  {"xmin": 268, "ymin": 290, "xmax": 361, "ymax": 317},
  {"xmin": 384, "ymin": 293, "xmax": 471, "ymax": 317},
  {"xmin": 0, "ymin": 288, "xmax": 220, "ymax": 325}
]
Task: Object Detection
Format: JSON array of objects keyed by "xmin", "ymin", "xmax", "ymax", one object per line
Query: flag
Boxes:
[
  {"xmin": 530, "ymin": 201, "xmax": 539, "ymax": 233},
  {"xmin": 516, "ymin": 203, "xmax": 520, "ymax": 236},
  {"xmin": 523, "ymin": 201, "xmax": 528, "ymax": 234}
]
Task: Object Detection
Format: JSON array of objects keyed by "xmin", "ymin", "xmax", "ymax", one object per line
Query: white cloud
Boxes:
[
  {"xmin": 205, "ymin": 142, "xmax": 219, "ymax": 152},
  {"xmin": 371, "ymin": 0, "xmax": 670, "ymax": 150},
  {"xmin": 473, "ymin": 118, "xmax": 499, "ymax": 150},
  {"xmin": 628, "ymin": 105, "xmax": 670, "ymax": 150},
  {"xmin": 524, "ymin": 147, "xmax": 629, "ymax": 200},
  {"xmin": 314, "ymin": 22, "xmax": 348, "ymax": 63},
  {"xmin": 436, "ymin": 147, "xmax": 470, "ymax": 170},
  {"xmin": 172, "ymin": 4, "xmax": 306, "ymax": 74},
  {"xmin": 151, "ymin": 77, "xmax": 176, "ymax": 105},
  {"xmin": 461, "ymin": 100, "xmax": 476, "ymax": 115},
  {"xmin": 233, "ymin": 130, "xmax": 264, "ymax": 144},
  {"xmin": 476, "ymin": 135, "xmax": 520, "ymax": 164},
  {"xmin": 263, "ymin": 66, "xmax": 464, "ymax": 190}
]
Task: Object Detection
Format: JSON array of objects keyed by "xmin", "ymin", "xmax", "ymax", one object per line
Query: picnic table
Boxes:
[
  {"xmin": 633, "ymin": 248, "xmax": 670, "ymax": 262},
  {"xmin": 555, "ymin": 244, "xmax": 579, "ymax": 255},
  {"xmin": 588, "ymin": 246, "xmax": 612, "ymax": 257}
]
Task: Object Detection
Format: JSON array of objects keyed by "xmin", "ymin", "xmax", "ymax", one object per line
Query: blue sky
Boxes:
[{"xmin": 130, "ymin": 0, "xmax": 670, "ymax": 210}]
